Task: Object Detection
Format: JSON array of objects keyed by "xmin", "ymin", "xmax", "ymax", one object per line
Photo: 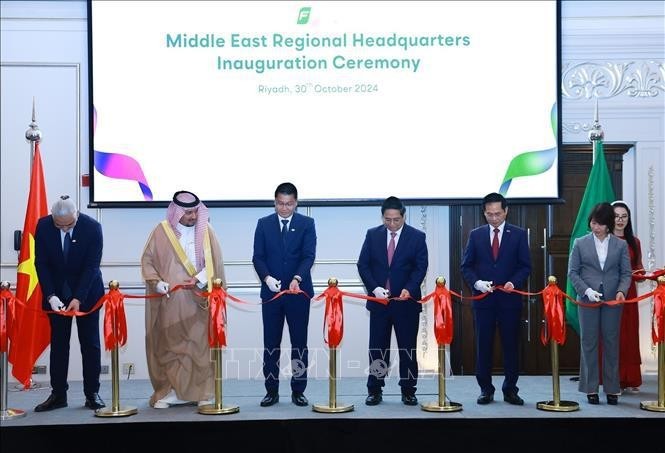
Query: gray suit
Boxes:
[{"xmin": 568, "ymin": 233, "xmax": 631, "ymax": 395}]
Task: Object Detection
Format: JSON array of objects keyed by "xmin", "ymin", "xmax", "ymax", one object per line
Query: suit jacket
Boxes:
[
  {"xmin": 252, "ymin": 212, "xmax": 316, "ymax": 301},
  {"xmin": 568, "ymin": 233, "xmax": 631, "ymax": 302},
  {"xmin": 34, "ymin": 213, "xmax": 104, "ymax": 312},
  {"xmin": 357, "ymin": 224, "xmax": 428, "ymax": 312},
  {"xmin": 461, "ymin": 223, "xmax": 531, "ymax": 310}
]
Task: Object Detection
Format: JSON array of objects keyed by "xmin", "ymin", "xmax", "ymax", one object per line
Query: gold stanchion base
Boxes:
[
  {"xmin": 421, "ymin": 401, "xmax": 463, "ymax": 412},
  {"xmin": 198, "ymin": 403, "xmax": 239, "ymax": 415},
  {"xmin": 312, "ymin": 403, "xmax": 354, "ymax": 413},
  {"xmin": 536, "ymin": 400, "xmax": 579, "ymax": 412},
  {"xmin": 95, "ymin": 406, "xmax": 138, "ymax": 417},
  {"xmin": 0, "ymin": 408, "xmax": 27, "ymax": 420},
  {"xmin": 640, "ymin": 401, "xmax": 665, "ymax": 412}
]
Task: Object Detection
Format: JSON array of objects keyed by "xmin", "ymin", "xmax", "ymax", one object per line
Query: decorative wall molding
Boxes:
[
  {"xmin": 562, "ymin": 60, "xmax": 664, "ymax": 100},
  {"xmin": 419, "ymin": 206, "xmax": 429, "ymax": 356}
]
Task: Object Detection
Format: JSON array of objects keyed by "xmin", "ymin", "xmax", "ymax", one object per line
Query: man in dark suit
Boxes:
[
  {"xmin": 33, "ymin": 195, "xmax": 105, "ymax": 412},
  {"xmin": 357, "ymin": 196, "xmax": 428, "ymax": 406},
  {"xmin": 461, "ymin": 192, "xmax": 531, "ymax": 405},
  {"xmin": 252, "ymin": 182, "xmax": 316, "ymax": 407}
]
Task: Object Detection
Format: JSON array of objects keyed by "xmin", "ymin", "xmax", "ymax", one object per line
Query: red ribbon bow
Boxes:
[
  {"xmin": 540, "ymin": 282, "xmax": 566, "ymax": 346},
  {"xmin": 652, "ymin": 281, "xmax": 665, "ymax": 344},
  {"xmin": 206, "ymin": 285, "xmax": 227, "ymax": 348},
  {"xmin": 315, "ymin": 286, "xmax": 345, "ymax": 347},
  {"xmin": 102, "ymin": 287, "xmax": 128, "ymax": 351},
  {"xmin": 0, "ymin": 288, "xmax": 18, "ymax": 353},
  {"xmin": 420, "ymin": 285, "xmax": 454, "ymax": 345}
]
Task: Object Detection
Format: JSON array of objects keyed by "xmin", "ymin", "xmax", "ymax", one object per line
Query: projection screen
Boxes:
[{"xmin": 88, "ymin": 0, "xmax": 560, "ymax": 206}]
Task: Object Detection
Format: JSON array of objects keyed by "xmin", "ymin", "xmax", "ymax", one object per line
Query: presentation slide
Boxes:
[{"xmin": 89, "ymin": 0, "xmax": 559, "ymax": 205}]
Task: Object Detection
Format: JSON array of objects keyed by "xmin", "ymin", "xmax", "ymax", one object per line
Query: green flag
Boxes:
[{"xmin": 565, "ymin": 141, "xmax": 616, "ymax": 333}]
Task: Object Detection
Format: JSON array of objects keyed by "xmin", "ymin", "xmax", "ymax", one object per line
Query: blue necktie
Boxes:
[
  {"xmin": 62, "ymin": 232, "xmax": 73, "ymax": 300},
  {"xmin": 281, "ymin": 219, "xmax": 289, "ymax": 244},
  {"xmin": 63, "ymin": 232, "xmax": 72, "ymax": 262}
]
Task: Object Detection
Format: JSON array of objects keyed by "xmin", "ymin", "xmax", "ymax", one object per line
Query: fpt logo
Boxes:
[{"xmin": 297, "ymin": 7, "xmax": 311, "ymax": 25}]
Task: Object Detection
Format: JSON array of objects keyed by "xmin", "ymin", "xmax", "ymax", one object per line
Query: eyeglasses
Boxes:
[
  {"xmin": 615, "ymin": 215, "xmax": 629, "ymax": 220},
  {"xmin": 276, "ymin": 202, "xmax": 295, "ymax": 208},
  {"xmin": 484, "ymin": 212, "xmax": 505, "ymax": 218}
]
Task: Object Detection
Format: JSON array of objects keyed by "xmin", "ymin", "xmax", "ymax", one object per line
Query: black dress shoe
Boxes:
[
  {"xmin": 291, "ymin": 392, "xmax": 308, "ymax": 406},
  {"xmin": 503, "ymin": 392, "xmax": 524, "ymax": 406},
  {"xmin": 365, "ymin": 393, "xmax": 383, "ymax": 406},
  {"xmin": 477, "ymin": 393, "xmax": 494, "ymax": 405},
  {"xmin": 401, "ymin": 394, "xmax": 418, "ymax": 406},
  {"xmin": 85, "ymin": 393, "xmax": 106, "ymax": 410},
  {"xmin": 35, "ymin": 393, "xmax": 67, "ymax": 412},
  {"xmin": 607, "ymin": 394, "xmax": 619, "ymax": 405},
  {"xmin": 260, "ymin": 392, "xmax": 279, "ymax": 407},
  {"xmin": 587, "ymin": 394, "xmax": 600, "ymax": 405}
]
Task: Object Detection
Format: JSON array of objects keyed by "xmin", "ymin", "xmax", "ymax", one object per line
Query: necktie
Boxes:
[
  {"xmin": 281, "ymin": 219, "xmax": 289, "ymax": 244},
  {"xmin": 63, "ymin": 232, "xmax": 72, "ymax": 262},
  {"xmin": 387, "ymin": 232, "xmax": 396, "ymax": 266},
  {"xmin": 386, "ymin": 232, "xmax": 396, "ymax": 292},
  {"xmin": 492, "ymin": 228, "xmax": 500, "ymax": 260}
]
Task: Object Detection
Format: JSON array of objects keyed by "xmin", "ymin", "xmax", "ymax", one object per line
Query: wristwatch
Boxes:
[{"xmin": 293, "ymin": 275, "xmax": 302, "ymax": 284}]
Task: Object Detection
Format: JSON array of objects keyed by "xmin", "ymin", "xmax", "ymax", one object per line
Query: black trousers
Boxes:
[{"xmin": 48, "ymin": 310, "xmax": 101, "ymax": 397}]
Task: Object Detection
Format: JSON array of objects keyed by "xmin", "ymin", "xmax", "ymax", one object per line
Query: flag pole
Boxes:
[
  {"xmin": 25, "ymin": 97, "xmax": 41, "ymax": 164},
  {"xmin": 590, "ymin": 98, "xmax": 603, "ymax": 162},
  {"xmin": 18, "ymin": 98, "xmax": 43, "ymax": 392}
]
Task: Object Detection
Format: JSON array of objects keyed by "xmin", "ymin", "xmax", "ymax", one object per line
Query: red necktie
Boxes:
[
  {"xmin": 386, "ymin": 232, "xmax": 396, "ymax": 292},
  {"xmin": 387, "ymin": 232, "xmax": 396, "ymax": 266},
  {"xmin": 492, "ymin": 228, "xmax": 500, "ymax": 260}
]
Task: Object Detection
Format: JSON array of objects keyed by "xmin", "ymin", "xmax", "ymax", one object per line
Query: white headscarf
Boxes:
[{"xmin": 166, "ymin": 191, "xmax": 209, "ymax": 270}]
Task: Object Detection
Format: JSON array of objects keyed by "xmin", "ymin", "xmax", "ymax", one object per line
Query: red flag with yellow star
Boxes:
[{"xmin": 9, "ymin": 142, "xmax": 50, "ymax": 387}]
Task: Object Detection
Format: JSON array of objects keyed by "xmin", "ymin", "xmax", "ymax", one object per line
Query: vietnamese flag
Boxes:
[{"xmin": 9, "ymin": 142, "xmax": 50, "ymax": 387}]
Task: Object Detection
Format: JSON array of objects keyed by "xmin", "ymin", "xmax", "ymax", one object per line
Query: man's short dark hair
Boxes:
[
  {"xmin": 587, "ymin": 202, "xmax": 615, "ymax": 231},
  {"xmin": 482, "ymin": 192, "xmax": 507, "ymax": 211},
  {"xmin": 275, "ymin": 182, "xmax": 298, "ymax": 199},
  {"xmin": 381, "ymin": 196, "xmax": 406, "ymax": 216}
]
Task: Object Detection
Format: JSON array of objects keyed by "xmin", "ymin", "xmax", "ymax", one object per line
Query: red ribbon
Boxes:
[
  {"xmin": 267, "ymin": 288, "xmax": 312, "ymax": 302},
  {"xmin": 540, "ymin": 282, "xmax": 566, "ymax": 346},
  {"xmin": 315, "ymin": 287, "xmax": 344, "ymax": 347},
  {"xmin": 420, "ymin": 285, "xmax": 454, "ymax": 345},
  {"xmin": 0, "ymin": 288, "xmax": 18, "ymax": 353},
  {"xmin": 202, "ymin": 285, "xmax": 227, "ymax": 348},
  {"xmin": 634, "ymin": 268, "xmax": 665, "ymax": 282},
  {"xmin": 652, "ymin": 282, "xmax": 665, "ymax": 344},
  {"xmin": 101, "ymin": 287, "xmax": 128, "ymax": 350},
  {"xmin": 313, "ymin": 287, "xmax": 388, "ymax": 347}
]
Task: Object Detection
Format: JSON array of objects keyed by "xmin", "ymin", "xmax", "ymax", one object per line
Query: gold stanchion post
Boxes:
[
  {"xmin": 313, "ymin": 278, "xmax": 353, "ymax": 413},
  {"xmin": 640, "ymin": 275, "xmax": 665, "ymax": 412},
  {"xmin": 537, "ymin": 276, "xmax": 578, "ymax": 412},
  {"xmin": 421, "ymin": 277, "xmax": 462, "ymax": 412},
  {"xmin": 199, "ymin": 278, "xmax": 239, "ymax": 415},
  {"xmin": 0, "ymin": 281, "xmax": 26, "ymax": 420},
  {"xmin": 96, "ymin": 281, "xmax": 138, "ymax": 417}
]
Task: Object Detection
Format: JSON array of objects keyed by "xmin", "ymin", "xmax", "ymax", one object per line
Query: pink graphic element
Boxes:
[{"xmin": 93, "ymin": 106, "xmax": 153, "ymax": 200}]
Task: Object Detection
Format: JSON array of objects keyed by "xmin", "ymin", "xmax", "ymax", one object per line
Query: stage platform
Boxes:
[{"xmin": 1, "ymin": 375, "xmax": 662, "ymax": 452}]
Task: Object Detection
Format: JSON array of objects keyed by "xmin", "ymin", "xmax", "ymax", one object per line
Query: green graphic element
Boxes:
[
  {"xmin": 498, "ymin": 103, "xmax": 557, "ymax": 195},
  {"xmin": 297, "ymin": 7, "xmax": 311, "ymax": 24},
  {"xmin": 565, "ymin": 141, "xmax": 616, "ymax": 333}
]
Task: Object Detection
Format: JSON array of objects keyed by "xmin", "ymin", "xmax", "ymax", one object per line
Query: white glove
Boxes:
[
  {"xmin": 265, "ymin": 276, "xmax": 282, "ymax": 293},
  {"xmin": 49, "ymin": 295, "xmax": 65, "ymax": 312},
  {"xmin": 584, "ymin": 288, "xmax": 603, "ymax": 302},
  {"xmin": 474, "ymin": 280, "xmax": 494, "ymax": 293},
  {"xmin": 373, "ymin": 287, "xmax": 390, "ymax": 298},
  {"xmin": 155, "ymin": 280, "xmax": 170, "ymax": 295}
]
